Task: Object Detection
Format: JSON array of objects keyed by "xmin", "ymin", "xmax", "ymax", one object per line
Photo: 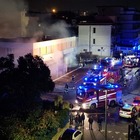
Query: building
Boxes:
[
  {"xmin": 33, "ymin": 37, "xmax": 77, "ymax": 79},
  {"xmin": 78, "ymin": 23, "xmax": 112, "ymax": 57},
  {"xmin": 0, "ymin": 37, "xmax": 77, "ymax": 79},
  {"xmin": 0, "ymin": 10, "xmax": 29, "ymax": 38},
  {"xmin": 97, "ymin": 6, "xmax": 140, "ymax": 55}
]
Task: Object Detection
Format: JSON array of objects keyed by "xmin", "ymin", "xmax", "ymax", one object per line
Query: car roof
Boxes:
[
  {"xmin": 61, "ymin": 128, "xmax": 81, "ymax": 140},
  {"xmin": 122, "ymin": 104, "xmax": 134, "ymax": 110}
]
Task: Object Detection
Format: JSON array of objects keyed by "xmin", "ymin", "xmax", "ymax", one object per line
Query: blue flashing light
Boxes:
[
  {"xmin": 114, "ymin": 85, "xmax": 118, "ymax": 88},
  {"xmin": 84, "ymin": 77, "xmax": 88, "ymax": 81},
  {"xmin": 94, "ymin": 78, "xmax": 97, "ymax": 81},
  {"xmin": 133, "ymin": 46, "xmax": 136, "ymax": 50},
  {"xmin": 79, "ymin": 86, "xmax": 83, "ymax": 89},
  {"xmin": 138, "ymin": 45, "xmax": 140, "ymax": 50},
  {"xmin": 83, "ymin": 82, "xmax": 86, "ymax": 85},
  {"xmin": 93, "ymin": 65, "xmax": 97, "ymax": 69},
  {"xmin": 84, "ymin": 88, "xmax": 87, "ymax": 91},
  {"xmin": 123, "ymin": 103, "xmax": 132, "ymax": 109},
  {"xmin": 93, "ymin": 83, "xmax": 97, "ymax": 86}
]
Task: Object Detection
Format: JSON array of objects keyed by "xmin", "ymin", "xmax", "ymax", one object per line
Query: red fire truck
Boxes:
[
  {"xmin": 102, "ymin": 67, "xmax": 121, "ymax": 83},
  {"xmin": 83, "ymin": 74, "xmax": 106, "ymax": 86},
  {"xmin": 75, "ymin": 83, "xmax": 122, "ymax": 110}
]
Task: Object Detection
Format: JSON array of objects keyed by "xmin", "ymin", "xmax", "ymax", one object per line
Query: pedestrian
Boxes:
[
  {"xmin": 88, "ymin": 115, "xmax": 94, "ymax": 130},
  {"xmin": 78, "ymin": 114, "xmax": 82, "ymax": 126},
  {"xmin": 72, "ymin": 75, "xmax": 75, "ymax": 82},
  {"xmin": 81, "ymin": 112, "xmax": 85, "ymax": 126},
  {"xmin": 75, "ymin": 114, "xmax": 79, "ymax": 129},
  {"xmin": 64, "ymin": 83, "xmax": 68, "ymax": 93},
  {"xmin": 97, "ymin": 116, "xmax": 103, "ymax": 131},
  {"xmin": 69, "ymin": 112, "xmax": 74, "ymax": 125}
]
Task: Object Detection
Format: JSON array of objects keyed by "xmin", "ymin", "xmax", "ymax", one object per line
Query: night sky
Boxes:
[{"xmin": 26, "ymin": 0, "xmax": 140, "ymax": 12}]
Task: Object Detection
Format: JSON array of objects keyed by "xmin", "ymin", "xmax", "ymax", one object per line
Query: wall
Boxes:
[
  {"xmin": 33, "ymin": 37, "xmax": 77, "ymax": 79},
  {"xmin": 0, "ymin": 41, "xmax": 34, "ymax": 64},
  {"xmin": 78, "ymin": 25, "xmax": 111, "ymax": 57}
]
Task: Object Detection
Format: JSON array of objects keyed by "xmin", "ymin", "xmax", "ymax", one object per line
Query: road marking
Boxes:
[
  {"xmin": 115, "ymin": 131, "xmax": 120, "ymax": 134},
  {"xmin": 108, "ymin": 130, "xmax": 112, "ymax": 133},
  {"xmin": 123, "ymin": 132, "xmax": 128, "ymax": 136},
  {"xmin": 53, "ymin": 67, "xmax": 80, "ymax": 81}
]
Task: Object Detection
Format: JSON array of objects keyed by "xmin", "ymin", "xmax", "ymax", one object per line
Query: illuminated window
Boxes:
[
  {"xmin": 93, "ymin": 27, "xmax": 96, "ymax": 33},
  {"xmin": 41, "ymin": 47, "xmax": 46, "ymax": 55},
  {"xmin": 33, "ymin": 48, "xmax": 40, "ymax": 56},
  {"xmin": 93, "ymin": 39, "xmax": 95, "ymax": 44}
]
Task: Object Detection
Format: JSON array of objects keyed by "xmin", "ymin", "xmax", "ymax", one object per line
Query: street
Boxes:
[{"xmin": 51, "ymin": 64, "xmax": 140, "ymax": 140}]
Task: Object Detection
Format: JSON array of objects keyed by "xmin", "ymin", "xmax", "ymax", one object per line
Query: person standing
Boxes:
[
  {"xmin": 81, "ymin": 112, "xmax": 85, "ymax": 126},
  {"xmin": 75, "ymin": 114, "xmax": 79, "ymax": 129},
  {"xmin": 64, "ymin": 83, "xmax": 68, "ymax": 93},
  {"xmin": 97, "ymin": 116, "xmax": 103, "ymax": 131},
  {"xmin": 69, "ymin": 112, "xmax": 73, "ymax": 125},
  {"xmin": 88, "ymin": 115, "xmax": 94, "ymax": 130}
]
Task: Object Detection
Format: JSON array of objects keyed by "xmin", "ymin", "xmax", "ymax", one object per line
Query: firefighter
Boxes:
[
  {"xmin": 72, "ymin": 75, "xmax": 75, "ymax": 82},
  {"xmin": 64, "ymin": 83, "xmax": 68, "ymax": 93}
]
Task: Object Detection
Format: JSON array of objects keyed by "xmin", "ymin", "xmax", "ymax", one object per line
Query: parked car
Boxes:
[
  {"xmin": 59, "ymin": 128, "xmax": 83, "ymax": 140},
  {"xmin": 119, "ymin": 104, "xmax": 138, "ymax": 119},
  {"xmin": 132, "ymin": 96, "xmax": 140, "ymax": 111}
]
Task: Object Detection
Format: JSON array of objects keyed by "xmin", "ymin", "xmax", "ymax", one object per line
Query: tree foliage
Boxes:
[
  {"xmin": 0, "ymin": 53, "xmax": 55, "ymax": 113},
  {"xmin": 0, "ymin": 53, "xmax": 69, "ymax": 140}
]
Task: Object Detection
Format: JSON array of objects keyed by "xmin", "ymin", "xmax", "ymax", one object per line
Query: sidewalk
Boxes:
[{"xmin": 69, "ymin": 113, "xmax": 106, "ymax": 140}]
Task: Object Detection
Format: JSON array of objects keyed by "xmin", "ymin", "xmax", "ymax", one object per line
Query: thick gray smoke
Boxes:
[
  {"xmin": 0, "ymin": 0, "xmax": 27, "ymax": 38},
  {"xmin": 43, "ymin": 21, "xmax": 70, "ymax": 38}
]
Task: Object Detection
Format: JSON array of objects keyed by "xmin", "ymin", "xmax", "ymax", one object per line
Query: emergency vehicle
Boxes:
[
  {"xmin": 83, "ymin": 74, "xmax": 106, "ymax": 86},
  {"xmin": 86, "ymin": 64, "xmax": 103, "ymax": 76},
  {"xmin": 123, "ymin": 55, "xmax": 140, "ymax": 67},
  {"xmin": 75, "ymin": 83, "xmax": 122, "ymax": 110},
  {"xmin": 102, "ymin": 67, "xmax": 121, "ymax": 83},
  {"xmin": 119, "ymin": 104, "xmax": 138, "ymax": 119},
  {"xmin": 132, "ymin": 96, "xmax": 140, "ymax": 111}
]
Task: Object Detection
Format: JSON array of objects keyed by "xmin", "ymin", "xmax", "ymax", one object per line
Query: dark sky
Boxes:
[{"xmin": 26, "ymin": 0, "xmax": 140, "ymax": 12}]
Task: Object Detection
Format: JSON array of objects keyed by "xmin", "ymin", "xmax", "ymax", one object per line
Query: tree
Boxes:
[{"xmin": 0, "ymin": 53, "xmax": 55, "ymax": 115}]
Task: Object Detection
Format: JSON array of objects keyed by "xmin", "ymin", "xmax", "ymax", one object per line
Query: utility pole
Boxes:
[{"xmin": 105, "ymin": 90, "xmax": 108, "ymax": 140}]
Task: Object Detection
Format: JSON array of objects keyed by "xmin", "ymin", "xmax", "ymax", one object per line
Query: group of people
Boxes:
[
  {"xmin": 69, "ymin": 112, "xmax": 85, "ymax": 129},
  {"xmin": 69, "ymin": 112, "xmax": 103, "ymax": 131}
]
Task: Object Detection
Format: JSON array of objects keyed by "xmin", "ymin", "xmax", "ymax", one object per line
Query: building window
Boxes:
[
  {"xmin": 93, "ymin": 39, "xmax": 95, "ymax": 44},
  {"xmin": 93, "ymin": 28, "xmax": 96, "ymax": 33}
]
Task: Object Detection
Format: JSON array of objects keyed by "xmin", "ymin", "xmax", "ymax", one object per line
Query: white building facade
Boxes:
[
  {"xmin": 33, "ymin": 37, "xmax": 77, "ymax": 79},
  {"xmin": 0, "ymin": 37, "xmax": 77, "ymax": 79},
  {"xmin": 78, "ymin": 24, "xmax": 112, "ymax": 57}
]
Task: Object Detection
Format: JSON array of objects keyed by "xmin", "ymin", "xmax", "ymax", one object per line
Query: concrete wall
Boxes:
[
  {"xmin": 78, "ymin": 25, "xmax": 112, "ymax": 57},
  {"xmin": 33, "ymin": 37, "xmax": 77, "ymax": 79},
  {"xmin": 0, "ymin": 41, "xmax": 34, "ymax": 64}
]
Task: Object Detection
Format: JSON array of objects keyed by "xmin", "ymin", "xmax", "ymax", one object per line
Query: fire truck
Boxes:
[
  {"xmin": 102, "ymin": 67, "xmax": 121, "ymax": 83},
  {"xmin": 83, "ymin": 74, "xmax": 106, "ymax": 86},
  {"xmin": 75, "ymin": 83, "xmax": 122, "ymax": 110}
]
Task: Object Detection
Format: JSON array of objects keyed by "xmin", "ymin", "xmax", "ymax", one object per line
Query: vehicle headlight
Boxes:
[
  {"xmin": 82, "ymin": 103, "xmax": 86, "ymax": 109},
  {"xmin": 75, "ymin": 100, "xmax": 78, "ymax": 104}
]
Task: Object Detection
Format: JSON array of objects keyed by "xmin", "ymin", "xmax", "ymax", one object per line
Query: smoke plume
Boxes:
[{"xmin": 0, "ymin": 0, "xmax": 27, "ymax": 38}]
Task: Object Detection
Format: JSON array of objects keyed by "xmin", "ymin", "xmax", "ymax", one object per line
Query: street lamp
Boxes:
[{"xmin": 104, "ymin": 90, "xmax": 108, "ymax": 140}]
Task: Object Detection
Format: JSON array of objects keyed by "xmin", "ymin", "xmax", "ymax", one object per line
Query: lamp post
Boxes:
[{"xmin": 104, "ymin": 90, "xmax": 108, "ymax": 140}]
